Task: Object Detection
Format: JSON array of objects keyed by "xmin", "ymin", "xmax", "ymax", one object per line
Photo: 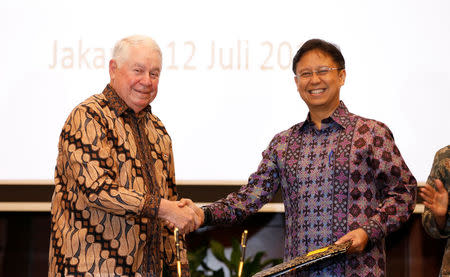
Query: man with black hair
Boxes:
[{"xmin": 185, "ymin": 38, "xmax": 417, "ymax": 276}]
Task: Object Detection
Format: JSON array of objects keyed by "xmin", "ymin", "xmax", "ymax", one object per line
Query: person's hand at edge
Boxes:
[{"xmin": 420, "ymin": 179, "xmax": 448, "ymax": 229}]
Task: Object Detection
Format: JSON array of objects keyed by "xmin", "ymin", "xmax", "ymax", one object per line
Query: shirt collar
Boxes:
[
  {"xmin": 102, "ymin": 84, "xmax": 152, "ymax": 117},
  {"xmin": 299, "ymin": 101, "xmax": 351, "ymax": 131}
]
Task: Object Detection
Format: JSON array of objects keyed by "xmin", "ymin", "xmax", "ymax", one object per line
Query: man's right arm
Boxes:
[{"xmin": 56, "ymin": 104, "xmax": 199, "ymax": 230}]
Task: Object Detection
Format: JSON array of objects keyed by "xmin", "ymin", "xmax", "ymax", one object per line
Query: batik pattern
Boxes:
[
  {"xmin": 422, "ymin": 145, "xmax": 450, "ymax": 277},
  {"xmin": 205, "ymin": 101, "xmax": 416, "ymax": 277},
  {"xmin": 49, "ymin": 85, "xmax": 189, "ymax": 277}
]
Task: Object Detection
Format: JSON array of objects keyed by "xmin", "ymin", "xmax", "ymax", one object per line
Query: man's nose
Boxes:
[
  {"xmin": 310, "ymin": 72, "xmax": 321, "ymax": 83},
  {"xmin": 140, "ymin": 74, "xmax": 152, "ymax": 86}
]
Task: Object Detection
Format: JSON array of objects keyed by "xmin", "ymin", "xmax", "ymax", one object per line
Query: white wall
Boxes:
[{"xmin": 0, "ymin": 0, "xmax": 449, "ymax": 182}]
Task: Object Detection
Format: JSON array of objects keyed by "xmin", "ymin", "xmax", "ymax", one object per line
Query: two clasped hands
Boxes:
[{"xmin": 158, "ymin": 198, "xmax": 204, "ymax": 234}]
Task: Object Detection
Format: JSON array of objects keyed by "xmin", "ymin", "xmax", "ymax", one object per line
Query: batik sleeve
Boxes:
[
  {"xmin": 361, "ymin": 122, "xmax": 417, "ymax": 243},
  {"xmin": 205, "ymin": 133, "xmax": 284, "ymax": 225}
]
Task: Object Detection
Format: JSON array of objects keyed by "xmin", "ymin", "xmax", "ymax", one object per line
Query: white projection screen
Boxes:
[{"xmin": 0, "ymin": 0, "xmax": 449, "ymax": 183}]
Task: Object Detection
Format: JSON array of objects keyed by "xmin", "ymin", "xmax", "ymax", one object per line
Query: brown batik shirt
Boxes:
[
  {"xmin": 422, "ymin": 145, "xmax": 450, "ymax": 277},
  {"xmin": 49, "ymin": 85, "xmax": 189, "ymax": 277}
]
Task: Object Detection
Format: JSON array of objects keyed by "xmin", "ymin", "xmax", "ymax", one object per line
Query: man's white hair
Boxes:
[{"xmin": 112, "ymin": 35, "xmax": 162, "ymax": 66}]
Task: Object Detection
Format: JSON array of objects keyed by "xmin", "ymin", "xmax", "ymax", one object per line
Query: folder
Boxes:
[{"xmin": 252, "ymin": 240, "xmax": 351, "ymax": 277}]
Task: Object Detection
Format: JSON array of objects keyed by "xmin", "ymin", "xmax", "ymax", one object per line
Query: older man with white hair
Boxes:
[{"xmin": 49, "ymin": 35, "xmax": 200, "ymax": 277}]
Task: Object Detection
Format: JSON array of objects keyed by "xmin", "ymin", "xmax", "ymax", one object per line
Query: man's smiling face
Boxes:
[
  {"xmin": 294, "ymin": 49, "xmax": 346, "ymax": 114},
  {"xmin": 110, "ymin": 45, "xmax": 162, "ymax": 113}
]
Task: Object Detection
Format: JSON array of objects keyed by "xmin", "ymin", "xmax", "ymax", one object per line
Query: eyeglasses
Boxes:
[{"xmin": 295, "ymin": 67, "xmax": 343, "ymax": 79}]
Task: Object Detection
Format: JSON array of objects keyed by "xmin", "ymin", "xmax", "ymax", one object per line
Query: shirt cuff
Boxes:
[
  {"xmin": 201, "ymin": 206, "xmax": 212, "ymax": 226},
  {"xmin": 361, "ymin": 218, "xmax": 384, "ymax": 243},
  {"xmin": 141, "ymin": 193, "xmax": 161, "ymax": 218}
]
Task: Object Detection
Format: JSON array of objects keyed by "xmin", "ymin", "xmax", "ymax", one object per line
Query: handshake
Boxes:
[{"xmin": 158, "ymin": 198, "xmax": 205, "ymax": 234}]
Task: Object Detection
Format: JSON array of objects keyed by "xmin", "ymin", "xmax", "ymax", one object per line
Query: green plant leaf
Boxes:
[
  {"xmin": 261, "ymin": 258, "xmax": 283, "ymax": 269},
  {"xmin": 242, "ymin": 261, "xmax": 259, "ymax": 277},
  {"xmin": 188, "ymin": 245, "xmax": 208, "ymax": 274},
  {"xmin": 210, "ymin": 240, "xmax": 233, "ymax": 269},
  {"xmin": 230, "ymin": 238, "xmax": 242, "ymax": 270},
  {"xmin": 250, "ymin": 251, "xmax": 265, "ymax": 267},
  {"xmin": 188, "ymin": 236, "xmax": 283, "ymax": 277}
]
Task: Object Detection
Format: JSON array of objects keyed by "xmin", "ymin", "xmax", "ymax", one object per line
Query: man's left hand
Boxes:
[{"xmin": 335, "ymin": 228, "xmax": 369, "ymax": 254}]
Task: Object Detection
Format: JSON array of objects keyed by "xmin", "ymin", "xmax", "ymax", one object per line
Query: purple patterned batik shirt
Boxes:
[{"xmin": 204, "ymin": 101, "xmax": 416, "ymax": 277}]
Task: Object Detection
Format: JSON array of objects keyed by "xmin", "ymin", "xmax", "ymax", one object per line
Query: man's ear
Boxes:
[
  {"xmin": 293, "ymin": 76, "xmax": 300, "ymax": 89},
  {"xmin": 339, "ymin": 69, "xmax": 346, "ymax": 86},
  {"xmin": 109, "ymin": 59, "xmax": 118, "ymax": 79}
]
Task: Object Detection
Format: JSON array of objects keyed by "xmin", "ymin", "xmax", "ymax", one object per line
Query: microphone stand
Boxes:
[
  {"xmin": 238, "ymin": 230, "xmax": 248, "ymax": 277},
  {"xmin": 174, "ymin": 227, "xmax": 182, "ymax": 277}
]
